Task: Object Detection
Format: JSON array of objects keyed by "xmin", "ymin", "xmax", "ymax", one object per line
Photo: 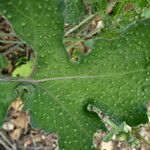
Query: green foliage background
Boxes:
[{"xmin": 0, "ymin": 0, "xmax": 150, "ymax": 149}]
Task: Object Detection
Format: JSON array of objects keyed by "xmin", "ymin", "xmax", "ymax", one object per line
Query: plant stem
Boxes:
[
  {"xmin": 64, "ymin": 13, "xmax": 97, "ymax": 37},
  {"xmin": 0, "ymin": 40, "xmax": 25, "ymax": 44}
]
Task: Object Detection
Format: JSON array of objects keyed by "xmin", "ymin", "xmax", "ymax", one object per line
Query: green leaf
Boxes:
[
  {"xmin": 103, "ymin": 131, "xmax": 114, "ymax": 142},
  {"xmin": 0, "ymin": 82, "xmax": 17, "ymax": 126},
  {"xmin": 0, "ymin": 55, "xmax": 7, "ymax": 70},
  {"xmin": 142, "ymin": 7, "xmax": 150, "ymax": 18},
  {"xmin": 65, "ymin": 0, "xmax": 86, "ymax": 24},
  {"xmin": 12, "ymin": 61, "xmax": 33, "ymax": 77},
  {"xmin": 0, "ymin": 1, "xmax": 150, "ymax": 149}
]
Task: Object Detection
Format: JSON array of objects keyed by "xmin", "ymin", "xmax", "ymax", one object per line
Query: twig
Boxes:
[
  {"xmin": 0, "ymin": 132, "xmax": 17, "ymax": 150},
  {"xmin": 0, "ymin": 33, "xmax": 15, "ymax": 37},
  {"xmin": 0, "ymin": 140, "xmax": 12, "ymax": 150},
  {"xmin": 0, "ymin": 40, "xmax": 25, "ymax": 44},
  {"xmin": 133, "ymin": 129, "xmax": 150, "ymax": 147},
  {"xmin": 3, "ymin": 44, "xmax": 21, "ymax": 55},
  {"xmin": 64, "ymin": 13, "xmax": 97, "ymax": 37}
]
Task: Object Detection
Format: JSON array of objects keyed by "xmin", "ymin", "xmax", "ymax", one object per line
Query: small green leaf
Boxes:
[
  {"xmin": 0, "ymin": 82, "xmax": 17, "ymax": 125},
  {"xmin": 142, "ymin": 7, "xmax": 150, "ymax": 18},
  {"xmin": 12, "ymin": 61, "xmax": 33, "ymax": 77},
  {"xmin": 0, "ymin": 55, "xmax": 7, "ymax": 70},
  {"xmin": 103, "ymin": 131, "xmax": 114, "ymax": 142}
]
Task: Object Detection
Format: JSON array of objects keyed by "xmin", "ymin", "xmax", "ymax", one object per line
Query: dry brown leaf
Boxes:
[{"xmin": 0, "ymin": 97, "xmax": 59, "ymax": 150}]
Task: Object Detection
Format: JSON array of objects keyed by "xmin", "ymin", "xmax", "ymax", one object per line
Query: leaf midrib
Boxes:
[{"xmin": 0, "ymin": 68, "xmax": 147, "ymax": 83}]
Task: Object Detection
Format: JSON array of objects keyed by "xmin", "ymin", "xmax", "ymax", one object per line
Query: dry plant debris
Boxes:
[
  {"xmin": 64, "ymin": 14, "xmax": 104, "ymax": 63},
  {"xmin": 0, "ymin": 97, "xmax": 59, "ymax": 150},
  {"xmin": 0, "ymin": 15, "xmax": 33, "ymax": 76},
  {"xmin": 88, "ymin": 103, "xmax": 150, "ymax": 150},
  {"xmin": 106, "ymin": 0, "xmax": 117, "ymax": 15}
]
